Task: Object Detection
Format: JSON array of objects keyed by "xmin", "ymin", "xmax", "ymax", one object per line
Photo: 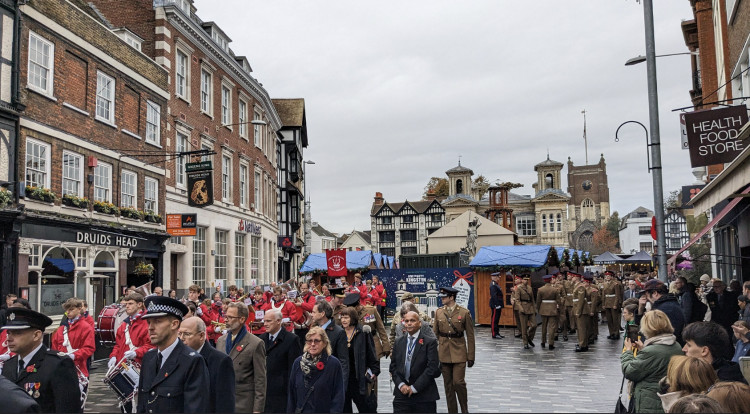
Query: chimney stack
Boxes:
[{"xmin": 374, "ymin": 192, "xmax": 384, "ymax": 205}]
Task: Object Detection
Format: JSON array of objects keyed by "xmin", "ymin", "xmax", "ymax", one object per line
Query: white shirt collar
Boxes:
[
  {"xmin": 158, "ymin": 337, "xmax": 180, "ymax": 367},
  {"xmin": 21, "ymin": 342, "xmax": 44, "ymax": 369},
  {"xmin": 408, "ymin": 331, "xmax": 419, "ymax": 342},
  {"xmin": 197, "ymin": 341, "xmax": 205, "ymax": 354},
  {"xmin": 268, "ymin": 328, "xmax": 281, "ymax": 341}
]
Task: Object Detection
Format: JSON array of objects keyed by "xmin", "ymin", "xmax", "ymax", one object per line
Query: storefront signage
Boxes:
[
  {"xmin": 76, "ymin": 231, "xmax": 139, "ymax": 247},
  {"xmin": 681, "ymin": 185, "xmax": 704, "ymax": 207},
  {"xmin": 166, "ymin": 214, "xmax": 197, "ymax": 236},
  {"xmin": 684, "ymin": 106, "xmax": 748, "ymax": 167},
  {"xmin": 186, "ymin": 161, "xmax": 213, "ymax": 207},
  {"xmin": 238, "ymin": 219, "xmax": 262, "ymax": 235},
  {"xmin": 278, "ymin": 236, "xmax": 293, "ymax": 249}
]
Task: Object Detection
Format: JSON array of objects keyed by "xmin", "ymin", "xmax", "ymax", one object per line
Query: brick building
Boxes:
[
  {"xmin": 13, "ymin": 0, "xmax": 169, "ymax": 319},
  {"xmin": 89, "ymin": 0, "xmax": 282, "ymax": 293}
]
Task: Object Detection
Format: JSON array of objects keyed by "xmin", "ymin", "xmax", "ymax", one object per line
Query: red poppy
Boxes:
[
  {"xmin": 26, "ymin": 365, "xmax": 36, "ymax": 373},
  {"xmin": 419, "ymin": 339, "xmax": 424, "ymax": 345},
  {"xmin": 316, "ymin": 361, "xmax": 325, "ymax": 370},
  {"xmin": 236, "ymin": 346, "xmax": 243, "ymax": 352}
]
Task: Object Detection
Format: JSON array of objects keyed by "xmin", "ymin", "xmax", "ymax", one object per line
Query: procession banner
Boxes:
[{"xmin": 326, "ymin": 249, "xmax": 348, "ymax": 276}]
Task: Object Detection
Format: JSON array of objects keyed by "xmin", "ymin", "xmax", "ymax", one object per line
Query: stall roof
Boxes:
[
  {"xmin": 593, "ymin": 251, "xmax": 623, "ymax": 264},
  {"xmin": 622, "ymin": 250, "xmax": 653, "ymax": 264},
  {"xmin": 470, "ymin": 245, "xmax": 554, "ymax": 268}
]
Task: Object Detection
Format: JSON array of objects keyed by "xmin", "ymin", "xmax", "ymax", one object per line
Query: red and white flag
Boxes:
[{"xmin": 326, "ymin": 249, "xmax": 348, "ymax": 277}]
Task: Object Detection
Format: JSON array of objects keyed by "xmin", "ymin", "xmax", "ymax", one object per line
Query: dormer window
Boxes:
[
  {"xmin": 113, "ymin": 29, "xmax": 143, "ymax": 52},
  {"xmin": 212, "ymin": 32, "xmax": 228, "ymax": 52}
]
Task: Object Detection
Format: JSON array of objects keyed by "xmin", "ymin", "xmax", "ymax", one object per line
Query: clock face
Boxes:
[{"xmin": 582, "ymin": 180, "xmax": 592, "ymax": 191}]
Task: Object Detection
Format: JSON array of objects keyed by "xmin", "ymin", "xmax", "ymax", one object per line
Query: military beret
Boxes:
[
  {"xmin": 604, "ymin": 271, "xmax": 615, "ymax": 276},
  {"xmin": 583, "ymin": 274, "xmax": 593, "ymax": 281},
  {"xmin": 142, "ymin": 296, "xmax": 189, "ymax": 320},
  {"xmin": 542, "ymin": 275, "xmax": 553, "ymax": 281},
  {"xmin": 1, "ymin": 308, "xmax": 52, "ymax": 331},
  {"xmin": 439, "ymin": 287, "xmax": 458, "ymax": 298},
  {"xmin": 343, "ymin": 292, "xmax": 360, "ymax": 307},
  {"xmin": 568, "ymin": 272, "xmax": 582, "ymax": 278}
]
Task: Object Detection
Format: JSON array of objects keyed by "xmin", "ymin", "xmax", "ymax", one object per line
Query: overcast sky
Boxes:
[{"xmin": 195, "ymin": 0, "xmax": 698, "ymax": 235}]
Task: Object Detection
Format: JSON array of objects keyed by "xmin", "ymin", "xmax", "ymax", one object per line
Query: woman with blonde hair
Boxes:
[
  {"xmin": 705, "ymin": 381, "xmax": 750, "ymax": 413},
  {"xmin": 287, "ymin": 326, "xmax": 344, "ymax": 413},
  {"xmin": 621, "ymin": 310, "xmax": 684, "ymax": 413},
  {"xmin": 657, "ymin": 356, "xmax": 717, "ymax": 411}
]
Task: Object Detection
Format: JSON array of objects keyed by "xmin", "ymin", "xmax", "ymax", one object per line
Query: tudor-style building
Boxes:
[
  {"xmin": 370, "ymin": 192, "xmax": 445, "ymax": 257},
  {"xmin": 665, "ymin": 209, "xmax": 689, "ymax": 256}
]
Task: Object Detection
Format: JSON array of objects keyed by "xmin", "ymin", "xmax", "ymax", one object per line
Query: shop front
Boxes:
[{"xmin": 18, "ymin": 214, "xmax": 168, "ymax": 321}]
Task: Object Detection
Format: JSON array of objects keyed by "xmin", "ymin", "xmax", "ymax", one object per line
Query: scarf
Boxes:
[
  {"xmin": 643, "ymin": 333, "xmax": 676, "ymax": 347},
  {"xmin": 299, "ymin": 351, "xmax": 323, "ymax": 377},
  {"xmin": 226, "ymin": 325, "xmax": 247, "ymax": 355}
]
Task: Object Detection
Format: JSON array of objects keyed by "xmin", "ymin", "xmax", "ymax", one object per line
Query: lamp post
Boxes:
[
  {"xmin": 624, "ymin": 52, "xmax": 698, "ymax": 66},
  {"xmin": 303, "ymin": 160, "xmax": 315, "ymax": 257},
  {"xmin": 637, "ymin": 0, "xmax": 668, "ymax": 281}
]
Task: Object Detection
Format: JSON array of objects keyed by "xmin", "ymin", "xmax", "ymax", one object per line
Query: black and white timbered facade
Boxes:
[
  {"xmin": 665, "ymin": 209, "xmax": 689, "ymax": 255},
  {"xmin": 274, "ymin": 99, "xmax": 307, "ymax": 280},
  {"xmin": 370, "ymin": 193, "xmax": 445, "ymax": 257}
]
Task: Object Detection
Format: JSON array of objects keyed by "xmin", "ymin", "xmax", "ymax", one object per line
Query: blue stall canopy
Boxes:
[
  {"xmin": 593, "ymin": 251, "xmax": 623, "ymax": 264},
  {"xmin": 300, "ymin": 250, "xmax": 395, "ymax": 273},
  {"xmin": 470, "ymin": 245, "xmax": 553, "ymax": 268}
]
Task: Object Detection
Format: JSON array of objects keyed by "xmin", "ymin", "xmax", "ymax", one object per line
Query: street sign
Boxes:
[
  {"xmin": 684, "ymin": 106, "xmax": 748, "ymax": 167},
  {"xmin": 186, "ymin": 161, "xmax": 213, "ymax": 207},
  {"xmin": 166, "ymin": 213, "xmax": 197, "ymax": 236}
]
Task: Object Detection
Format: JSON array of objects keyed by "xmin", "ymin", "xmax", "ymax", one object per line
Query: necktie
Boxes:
[
  {"xmin": 18, "ymin": 359, "xmax": 24, "ymax": 376},
  {"xmin": 405, "ymin": 336, "xmax": 415, "ymax": 382},
  {"xmin": 155, "ymin": 352, "xmax": 163, "ymax": 377}
]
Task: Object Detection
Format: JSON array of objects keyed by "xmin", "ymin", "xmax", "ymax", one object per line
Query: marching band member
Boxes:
[
  {"xmin": 372, "ymin": 275, "xmax": 387, "ymax": 321},
  {"xmin": 363, "ymin": 279, "xmax": 380, "ymax": 306},
  {"xmin": 187, "ymin": 284, "xmax": 212, "ymax": 327},
  {"xmin": 227, "ymin": 285, "xmax": 239, "ymax": 301},
  {"xmin": 51, "ymin": 298, "xmax": 94, "ymax": 410},
  {"xmin": 206, "ymin": 301, "xmax": 226, "ymax": 347},
  {"xmin": 108, "ymin": 292, "xmax": 154, "ymax": 413},
  {"xmin": 263, "ymin": 286, "xmax": 297, "ymax": 332}
]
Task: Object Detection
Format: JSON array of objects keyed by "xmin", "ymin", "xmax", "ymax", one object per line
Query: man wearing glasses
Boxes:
[
  {"xmin": 179, "ymin": 316, "xmax": 235, "ymax": 413},
  {"xmin": 216, "ymin": 301, "xmax": 267, "ymax": 413}
]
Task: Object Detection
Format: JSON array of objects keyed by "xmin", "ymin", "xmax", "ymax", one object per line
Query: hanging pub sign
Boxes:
[
  {"xmin": 186, "ymin": 161, "xmax": 213, "ymax": 207},
  {"xmin": 684, "ymin": 105, "xmax": 748, "ymax": 167}
]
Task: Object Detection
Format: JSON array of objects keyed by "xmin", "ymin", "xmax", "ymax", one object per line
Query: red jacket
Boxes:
[
  {"xmin": 109, "ymin": 313, "xmax": 154, "ymax": 364},
  {"xmin": 374, "ymin": 283, "xmax": 386, "ymax": 306},
  {"xmin": 0, "ymin": 330, "xmax": 13, "ymax": 360},
  {"xmin": 299, "ymin": 292, "xmax": 317, "ymax": 313},
  {"xmin": 52, "ymin": 317, "xmax": 96, "ymax": 377},
  {"xmin": 263, "ymin": 299, "xmax": 297, "ymax": 332},
  {"xmin": 205, "ymin": 305, "xmax": 226, "ymax": 342},
  {"xmin": 246, "ymin": 305, "xmax": 266, "ymax": 335}
]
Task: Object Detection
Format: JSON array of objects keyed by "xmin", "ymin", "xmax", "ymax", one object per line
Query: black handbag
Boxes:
[{"xmin": 615, "ymin": 376, "xmax": 631, "ymax": 414}]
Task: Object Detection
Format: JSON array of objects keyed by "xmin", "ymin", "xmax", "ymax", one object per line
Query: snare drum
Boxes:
[
  {"xmin": 103, "ymin": 359, "xmax": 140, "ymax": 403},
  {"xmin": 97, "ymin": 304, "xmax": 125, "ymax": 344}
]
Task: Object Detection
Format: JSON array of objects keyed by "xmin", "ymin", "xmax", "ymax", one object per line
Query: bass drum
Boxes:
[{"xmin": 97, "ymin": 304, "xmax": 126, "ymax": 345}]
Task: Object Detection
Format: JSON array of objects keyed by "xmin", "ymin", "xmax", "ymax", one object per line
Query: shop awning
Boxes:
[
  {"xmin": 668, "ymin": 183, "xmax": 750, "ymax": 264},
  {"xmin": 622, "ymin": 250, "xmax": 653, "ymax": 264},
  {"xmin": 593, "ymin": 251, "xmax": 622, "ymax": 264}
]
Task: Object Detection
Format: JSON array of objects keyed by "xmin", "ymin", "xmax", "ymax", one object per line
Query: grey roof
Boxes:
[
  {"xmin": 624, "ymin": 206, "xmax": 654, "ymax": 220},
  {"xmin": 445, "ymin": 164, "xmax": 474, "ymax": 175},
  {"xmin": 532, "ymin": 188, "xmax": 571, "ymax": 201},
  {"xmin": 534, "ymin": 155, "xmax": 564, "ymax": 170},
  {"xmin": 312, "ymin": 223, "xmax": 337, "ymax": 239},
  {"xmin": 442, "ymin": 193, "xmax": 478, "ymax": 204}
]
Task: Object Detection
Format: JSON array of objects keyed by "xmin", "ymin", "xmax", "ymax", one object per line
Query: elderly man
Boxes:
[
  {"xmin": 179, "ymin": 316, "xmax": 235, "ymax": 413},
  {"xmin": 706, "ymin": 279, "xmax": 740, "ymax": 337},
  {"xmin": 216, "ymin": 302, "xmax": 266, "ymax": 413},
  {"xmin": 259, "ymin": 309, "xmax": 301, "ymax": 413}
]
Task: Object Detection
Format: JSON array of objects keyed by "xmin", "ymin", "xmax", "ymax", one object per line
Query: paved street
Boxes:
[{"xmin": 85, "ymin": 323, "xmax": 622, "ymax": 413}]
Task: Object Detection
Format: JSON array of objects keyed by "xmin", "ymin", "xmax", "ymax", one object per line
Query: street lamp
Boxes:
[
  {"xmin": 630, "ymin": 0, "xmax": 667, "ymax": 281},
  {"xmin": 625, "ymin": 52, "xmax": 698, "ymax": 66},
  {"xmin": 303, "ymin": 160, "xmax": 315, "ymax": 256}
]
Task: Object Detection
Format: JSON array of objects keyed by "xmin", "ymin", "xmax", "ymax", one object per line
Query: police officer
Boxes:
[
  {"xmin": 137, "ymin": 296, "xmax": 210, "ymax": 413},
  {"xmin": 433, "ymin": 287, "xmax": 475, "ymax": 414},
  {"xmin": 489, "ymin": 272, "xmax": 505, "ymax": 339},
  {"xmin": 536, "ymin": 275, "xmax": 561, "ymax": 350},
  {"xmin": 513, "ymin": 275, "xmax": 537, "ymax": 349},
  {"xmin": 1, "ymin": 308, "xmax": 81, "ymax": 413}
]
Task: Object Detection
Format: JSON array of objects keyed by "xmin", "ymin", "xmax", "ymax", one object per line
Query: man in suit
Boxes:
[
  {"xmin": 258, "ymin": 309, "xmax": 301, "ymax": 413},
  {"xmin": 433, "ymin": 286, "xmax": 475, "ymax": 414},
  {"xmin": 216, "ymin": 301, "xmax": 266, "ymax": 413},
  {"xmin": 513, "ymin": 275, "xmax": 537, "ymax": 349},
  {"xmin": 389, "ymin": 311, "xmax": 440, "ymax": 413},
  {"xmin": 623, "ymin": 279, "xmax": 640, "ymax": 301},
  {"xmin": 179, "ymin": 316, "xmax": 235, "ymax": 413},
  {"xmin": 1, "ymin": 308, "xmax": 81, "ymax": 413},
  {"xmin": 137, "ymin": 296, "xmax": 209, "ymax": 413},
  {"xmin": 311, "ymin": 299, "xmax": 349, "ymax": 387},
  {"xmin": 536, "ymin": 275, "xmax": 561, "ymax": 350},
  {"xmin": 489, "ymin": 272, "xmax": 504, "ymax": 339}
]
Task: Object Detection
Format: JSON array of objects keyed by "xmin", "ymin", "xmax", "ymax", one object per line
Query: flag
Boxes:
[
  {"xmin": 651, "ymin": 216, "xmax": 657, "ymax": 241},
  {"xmin": 326, "ymin": 249, "xmax": 348, "ymax": 277}
]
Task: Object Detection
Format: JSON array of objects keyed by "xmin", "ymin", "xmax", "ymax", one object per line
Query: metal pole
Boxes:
[{"xmin": 643, "ymin": 0, "xmax": 668, "ymax": 281}]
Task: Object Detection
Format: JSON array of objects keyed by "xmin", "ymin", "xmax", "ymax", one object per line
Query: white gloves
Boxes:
[
  {"xmin": 196, "ymin": 307, "xmax": 203, "ymax": 316},
  {"xmin": 123, "ymin": 350, "xmax": 137, "ymax": 360},
  {"xmin": 0, "ymin": 354, "xmax": 10, "ymax": 362},
  {"xmin": 68, "ymin": 353, "xmax": 75, "ymax": 361},
  {"xmin": 108, "ymin": 357, "xmax": 117, "ymax": 369}
]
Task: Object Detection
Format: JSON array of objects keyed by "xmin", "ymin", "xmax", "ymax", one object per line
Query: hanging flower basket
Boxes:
[{"xmin": 134, "ymin": 262, "xmax": 154, "ymax": 276}]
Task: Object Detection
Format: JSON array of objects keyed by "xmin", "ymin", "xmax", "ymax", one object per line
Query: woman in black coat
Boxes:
[
  {"xmin": 340, "ymin": 306, "xmax": 380, "ymax": 413},
  {"xmin": 287, "ymin": 326, "xmax": 345, "ymax": 413}
]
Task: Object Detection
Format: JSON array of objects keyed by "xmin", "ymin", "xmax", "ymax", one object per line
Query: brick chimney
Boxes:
[
  {"xmin": 425, "ymin": 188, "xmax": 436, "ymax": 201},
  {"xmin": 374, "ymin": 192, "xmax": 384, "ymax": 205}
]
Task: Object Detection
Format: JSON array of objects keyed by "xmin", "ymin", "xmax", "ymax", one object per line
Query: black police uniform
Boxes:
[
  {"xmin": 0, "ymin": 375, "xmax": 40, "ymax": 413},
  {"xmin": 136, "ymin": 295, "xmax": 210, "ymax": 414}
]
